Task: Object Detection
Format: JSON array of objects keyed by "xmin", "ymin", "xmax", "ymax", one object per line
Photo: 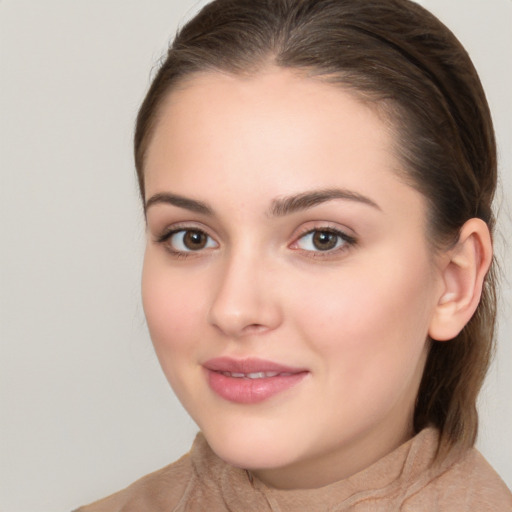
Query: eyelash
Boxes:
[
  {"xmin": 291, "ymin": 227, "xmax": 357, "ymax": 257},
  {"xmin": 154, "ymin": 225, "xmax": 357, "ymax": 259},
  {"xmin": 155, "ymin": 226, "xmax": 217, "ymax": 258}
]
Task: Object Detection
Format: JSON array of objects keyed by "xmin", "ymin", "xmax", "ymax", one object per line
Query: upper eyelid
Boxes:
[
  {"xmin": 160, "ymin": 226, "xmax": 212, "ymax": 240},
  {"xmin": 153, "ymin": 221, "xmax": 216, "ymax": 240},
  {"xmin": 293, "ymin": 228, "xmax": 355, "ymax": 245},
  {"xmin": 152, "ymin": 221, "xmax": 356, "ymax": 247},
  {"xmin": 156, "ymin": 227, "xmax": 219, "ymax": 256},
  {"xmin": 291, "ymin": 221, "xmax": 356, "ymax": 240},
  {"xmin": 289, "ymin": 223, "xmax": 358, "ymax": 253},
  {"xmin": 301, "ymin": 227, "xmax": 354, "ymax": 240},
  {"xmin": 172, "ymin": 229, "xmax": 218, "ymax": 247}
]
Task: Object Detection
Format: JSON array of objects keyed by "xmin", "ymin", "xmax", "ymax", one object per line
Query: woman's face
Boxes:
[{"xmin": 142, "ymin": 69, "xmax": 444, "ymax": 489}]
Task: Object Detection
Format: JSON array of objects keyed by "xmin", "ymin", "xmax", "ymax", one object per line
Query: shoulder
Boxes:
[
  {"xmin": 404, "ymin": 447, "xmax": 512, "ymax": 511},
  {"xmin": 447, "ymin": 449, "xmax": 512, "ymax": 508},
  {"xmin": 74, "ymin": 452, "xmax": 194, "ymax": 512}
]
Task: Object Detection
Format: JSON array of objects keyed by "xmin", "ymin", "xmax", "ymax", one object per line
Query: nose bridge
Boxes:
[{"xmin": 207, "ymin": 243, "xmax": 281, "ymax": 337}]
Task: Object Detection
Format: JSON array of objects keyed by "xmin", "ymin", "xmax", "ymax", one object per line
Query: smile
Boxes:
[
  {"xmin": 203, "ymin": 358, "xmax": 308, "ymax": 404},
  {"xmin": 220, "ymin": 371, "xmax": 292, "ymax": 379}
]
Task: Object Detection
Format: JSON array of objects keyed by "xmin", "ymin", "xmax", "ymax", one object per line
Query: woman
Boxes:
[{"xmin": 77, "ymin": 0, "xmax": 512, "ymax": 509}]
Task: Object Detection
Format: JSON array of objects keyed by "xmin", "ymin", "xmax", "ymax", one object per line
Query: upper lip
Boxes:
[{"xmin": 203, "ymin": 357, "xmax": 306, "ymax": 375}]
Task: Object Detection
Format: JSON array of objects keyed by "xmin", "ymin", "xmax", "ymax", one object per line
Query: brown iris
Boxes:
[
  {"xmin": 183, "ymin": 230, "xmax": 208, "ymax": 250},
  {"xmin": 312, "ymin": 231, "xmax": 339, "ymax": 251}
]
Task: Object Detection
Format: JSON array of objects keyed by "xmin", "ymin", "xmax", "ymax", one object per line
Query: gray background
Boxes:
[{"xmin": 1, "ymin": 1, "xmax": 510, "ymax": 511}]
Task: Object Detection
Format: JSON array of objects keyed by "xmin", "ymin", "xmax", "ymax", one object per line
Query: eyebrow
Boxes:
[
  {"xmin": 269, "ymin": 188, "xmax": 381, "ymax": 216},
  {"xmin": 144, "ymin": 187, "xmax": 381, "ymax": 217},
  {"xmin": 145, "ymin": 192, "xmax": 213, "ymax": 215}
]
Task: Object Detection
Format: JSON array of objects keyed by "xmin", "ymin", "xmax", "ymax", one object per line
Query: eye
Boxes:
[
  {"xmin": 163, "ymin": 229, "xmax": 218, "ymax": 253},
  {"xmin": 294, "ymin": 229, "xmax": 354, "ymax": 252}
]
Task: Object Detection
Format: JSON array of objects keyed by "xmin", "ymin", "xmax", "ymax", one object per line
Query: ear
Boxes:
[{"xmin": 428, "ymin": 218, "xmax": 493, "ymax": 342}]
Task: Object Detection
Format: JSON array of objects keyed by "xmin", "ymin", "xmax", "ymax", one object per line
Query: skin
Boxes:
[{"xmin": 141, "ymin": 68, "xmax": 449, "ymax": 490}]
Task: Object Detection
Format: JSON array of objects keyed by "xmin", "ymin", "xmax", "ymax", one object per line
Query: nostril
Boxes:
[{"xmin": 243, "ymin": 324, "xmax": 267, "ymax": 334}]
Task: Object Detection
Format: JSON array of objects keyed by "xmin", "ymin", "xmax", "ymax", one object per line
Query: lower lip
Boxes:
[{"xmin": 206, "ymin": 370, "xmax": 307, "ymax": 404}]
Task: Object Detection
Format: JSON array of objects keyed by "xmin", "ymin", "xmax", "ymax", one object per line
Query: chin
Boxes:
[{"xmin": 201, "ymin": 422, "xmax": 298, "ymax": 470}]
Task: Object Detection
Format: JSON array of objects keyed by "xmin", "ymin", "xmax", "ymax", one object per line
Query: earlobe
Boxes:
[{"xmin": 428, "ymin": 218, "xmax": 493, "ymax": 342}]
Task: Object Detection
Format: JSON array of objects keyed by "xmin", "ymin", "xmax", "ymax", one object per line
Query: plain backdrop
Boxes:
[{"xmin": 1, "ymin": 1, "xmax": 510, "ymax": 511}]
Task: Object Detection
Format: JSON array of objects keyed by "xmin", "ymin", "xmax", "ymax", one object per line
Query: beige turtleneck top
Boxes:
[{"xmin": 75, "ymin": 428, "xmax": 512, "ymax": 511}]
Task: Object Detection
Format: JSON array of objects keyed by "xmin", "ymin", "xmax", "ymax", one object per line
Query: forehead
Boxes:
[
  {"xmin": 144, "ymin": 68, "xmax": 424, "ymax": 222},
  {"xmin": 147, "ymin": 68, "xmax": 391, "ymax": 155}
]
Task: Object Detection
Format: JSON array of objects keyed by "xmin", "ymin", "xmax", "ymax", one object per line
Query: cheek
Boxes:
[
  {"xmin": 141, "ymin": 251, "xmax": 206, "ymax": 356},
  {"xmin": 291, "ymin": 254, "xmax": 435, "ymax": 373},
  {"xmin": 290, "ymin": 260, "xmax": 433, "ymax": 426}
]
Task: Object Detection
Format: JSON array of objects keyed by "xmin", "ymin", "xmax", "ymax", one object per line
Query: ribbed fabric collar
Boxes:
[{"xmin": 189, "ymin": 427, "xmax": 447, "ymax": 511}]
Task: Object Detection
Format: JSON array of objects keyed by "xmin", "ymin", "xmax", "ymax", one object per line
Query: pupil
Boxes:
[
  {"xmin": 184, "ymin": 231, "xmax": 206, "ymax": 250},
  {"xmin": 313, "ymin": 231, "xmax": 337, "ymax": 251}
]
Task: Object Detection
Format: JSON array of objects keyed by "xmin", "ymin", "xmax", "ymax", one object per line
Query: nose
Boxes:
[{"xmin": 207, "ymin": 250, "xmax": 283, "ymax": 338}]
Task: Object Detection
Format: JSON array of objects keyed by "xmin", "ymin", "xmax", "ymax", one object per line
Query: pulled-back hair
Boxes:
[{"xmin": 134, "ymin": 0, "xmax": 497, "ymax": 454}]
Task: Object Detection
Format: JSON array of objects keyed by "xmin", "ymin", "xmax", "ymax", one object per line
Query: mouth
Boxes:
[
  {"xmin": 217, "ymin": 370, "xmax": 293, "ymax": 379},
  {"xmin": 203, "ymin": 357, "xmax": 308, "ymax": 404}
]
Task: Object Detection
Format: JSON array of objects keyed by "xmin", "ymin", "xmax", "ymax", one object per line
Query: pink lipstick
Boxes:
[{"xmin": 203, "ymin": 357, "xmax": 308, "ymax": 404}]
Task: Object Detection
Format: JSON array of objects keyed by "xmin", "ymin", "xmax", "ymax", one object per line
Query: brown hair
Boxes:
[{"xmin": 134, "ymin": 0, "xmax": 497, "ymax": 454}]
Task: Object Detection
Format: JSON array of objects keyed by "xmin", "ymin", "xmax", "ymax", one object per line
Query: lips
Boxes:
[
  {"xmin": 203, "ymin": 357, "xmax": 308, "ymax": 404},
  {"xmin": 219, "ymin": 370, "xmax": 289, "ymax": 379}
]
